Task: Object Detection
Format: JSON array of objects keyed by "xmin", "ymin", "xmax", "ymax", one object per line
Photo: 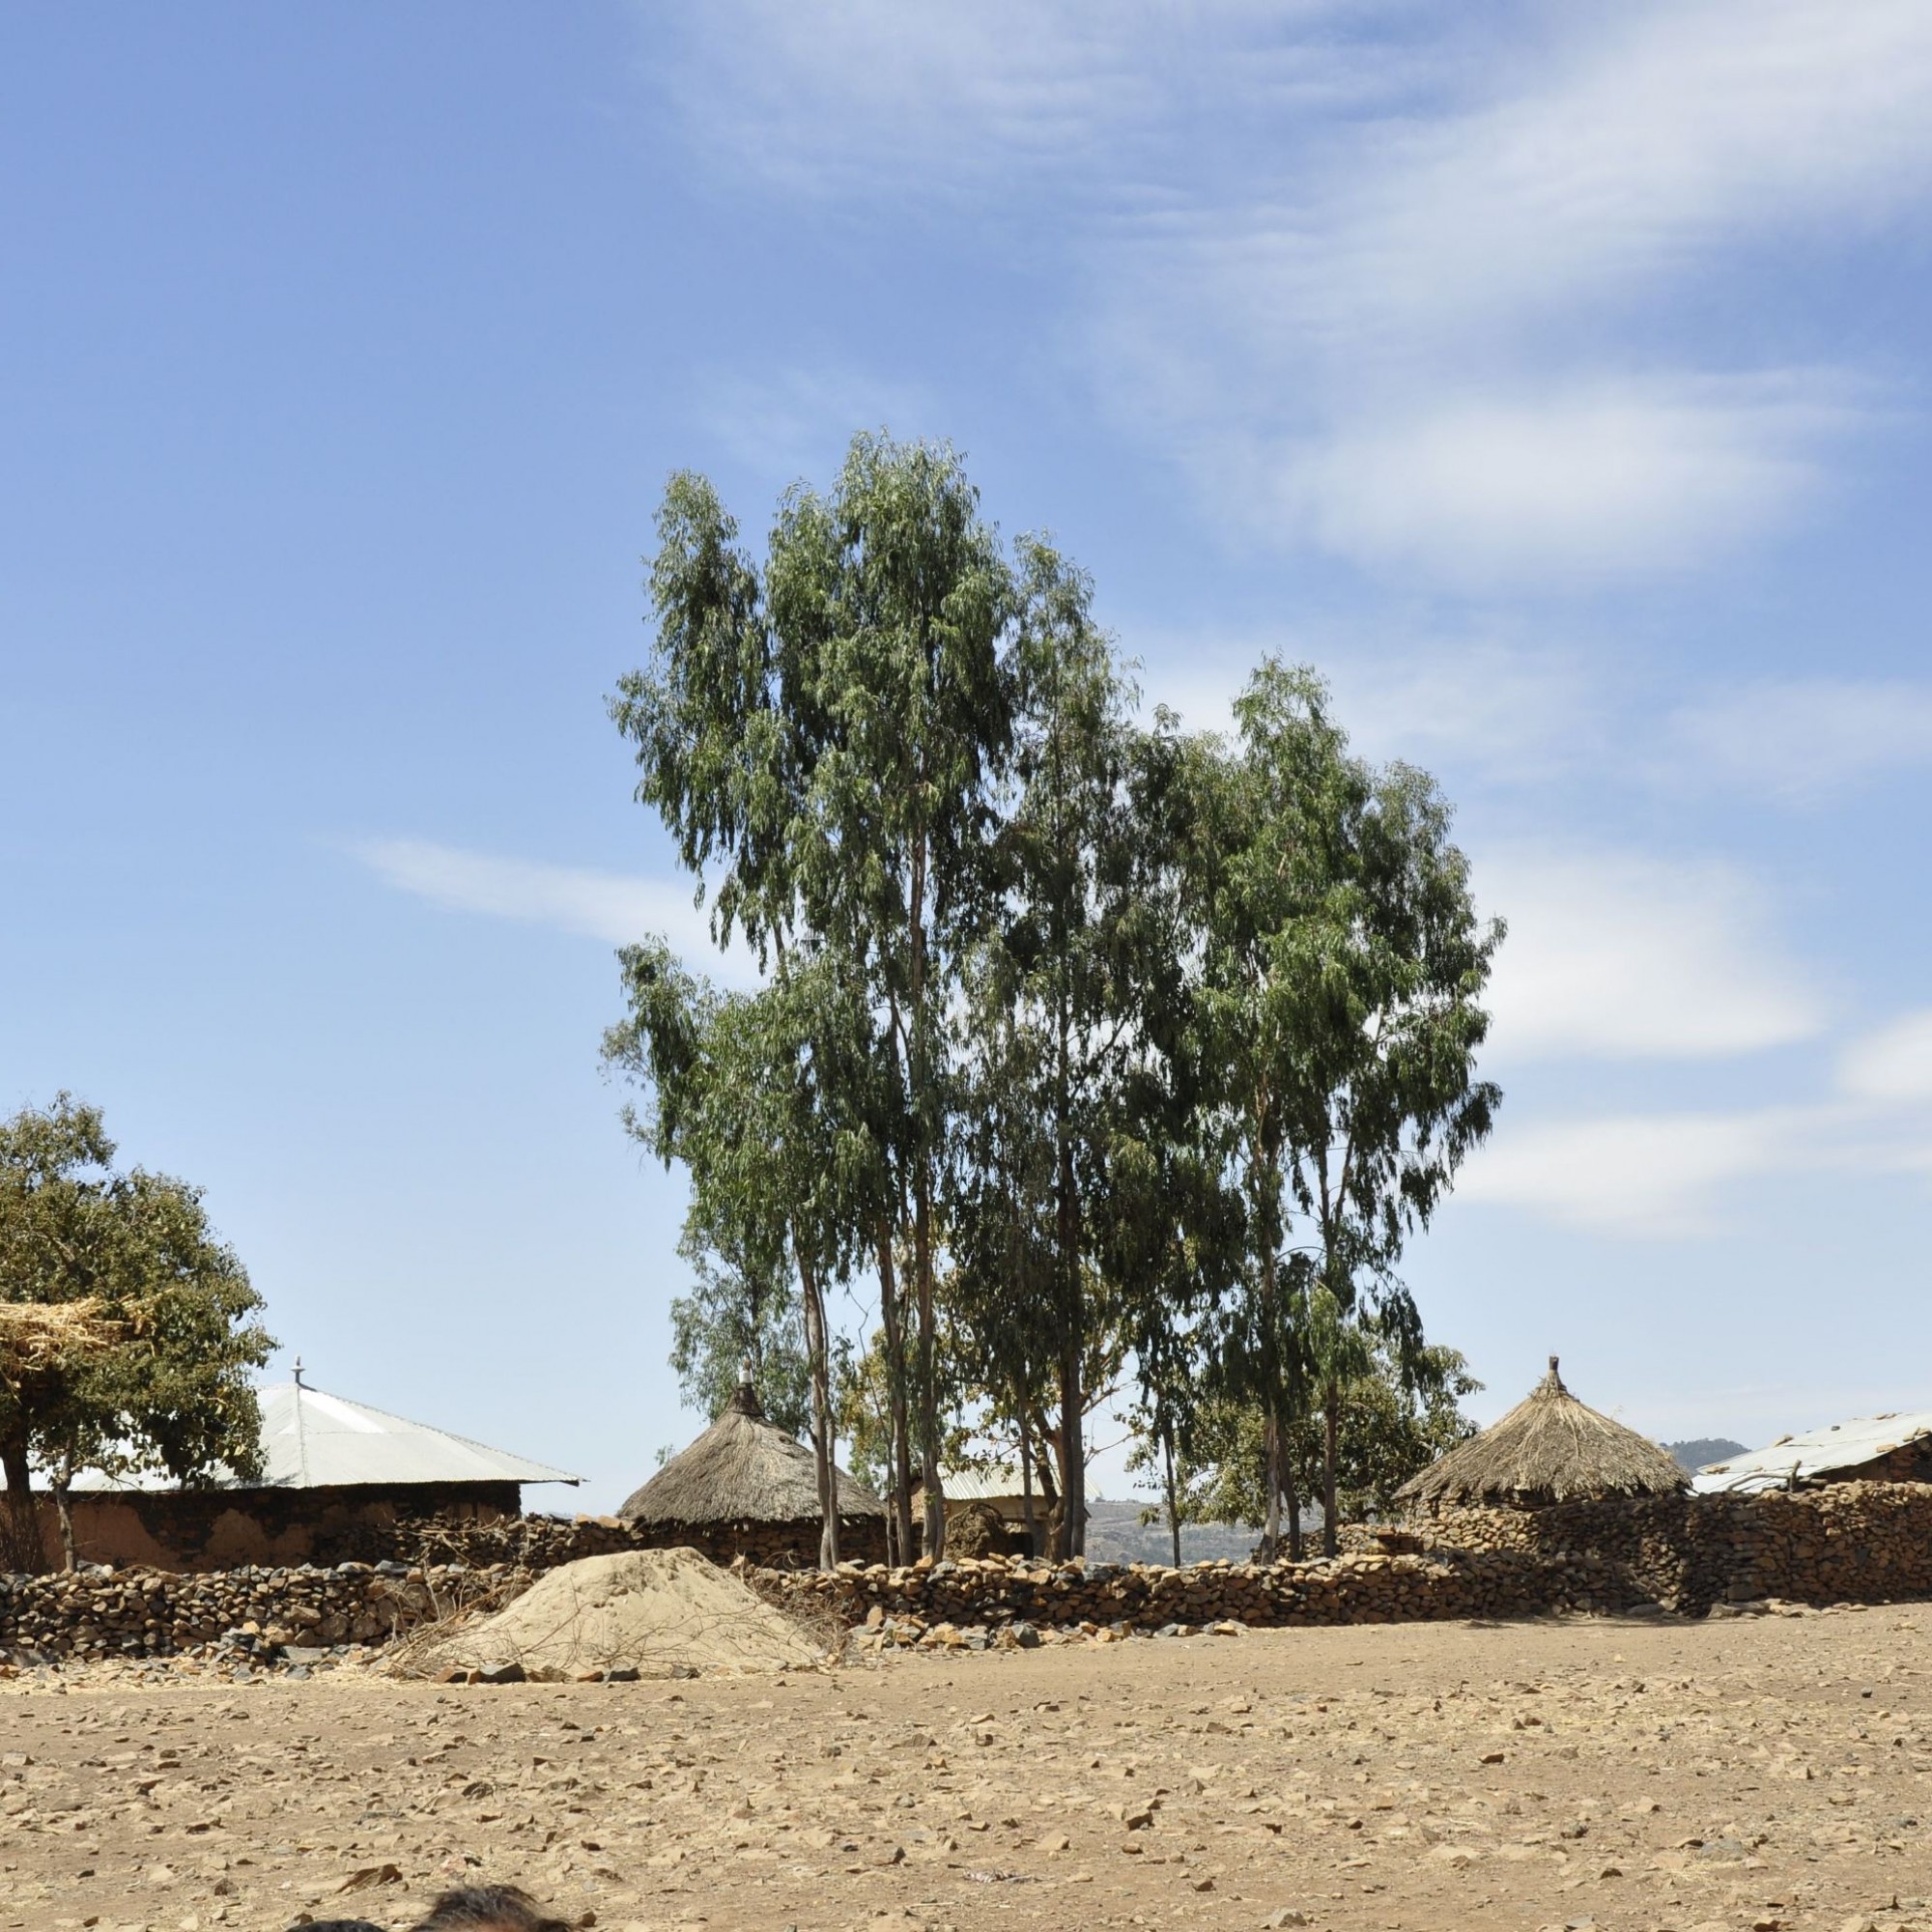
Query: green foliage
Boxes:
[
  {"xmin": 667, "ymin": 1246, "xmax": 811, "ymax": 1438},
  {"xmin": 1159, "ymin": 1335, "xmax": 1482, "ymax": 1533},
  {"xmin": 0, "ymin": 1095, "xmax": 274, "ymax": 1571},
  {"xmin": 612, "ymin": 436, "xmax": 1504, "ymax": 1569}
]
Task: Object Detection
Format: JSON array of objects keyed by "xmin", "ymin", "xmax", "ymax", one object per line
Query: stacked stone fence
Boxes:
[
  {"xmin": 4, "ymin": 1483, "xmax": 1931, "ymax": 1666},
  {"xmin": 384, "ymin": 1511, "xmax": 889, "ymax": 1573},
  {"xmin": 1409, "ymin": 1481, "xmax": 1932, "ymax": 1613},
  {"xmin": 0, "ymin": 1560, "xmax": 513, "ymax": 1666}
]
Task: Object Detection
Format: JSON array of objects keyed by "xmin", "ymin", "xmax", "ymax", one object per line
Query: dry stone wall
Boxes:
[
  {"xmin": 0, "ymin": 1561, "xmax": 501, "ymax": 1665},
  {"xmin": 758, "ymin": 1544, "xmax": 1632, "ymax": 1643},
  {"xmin": 5, "ymin": 1483, "xmax": 1932, "ymax": 1666},
  {"xmin": 392, "ymin": 1511, "xmax": 890, "ymax": 1572},
  {"xmin": 1412, "ymin": 1481, "xmax": 1932, "ymax": 1613}
]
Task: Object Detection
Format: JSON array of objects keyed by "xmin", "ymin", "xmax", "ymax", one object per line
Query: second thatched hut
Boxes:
[
  {"xmin": 618, "ymin": 1382, "xmax": 888, "ymax": 1568},
  {"xmin": 1397, "ymin": 1356, "xmax": 1687, "ymax": 1515}
]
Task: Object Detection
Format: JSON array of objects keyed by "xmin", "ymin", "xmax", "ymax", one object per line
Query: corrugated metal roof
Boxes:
[
  {"xmin": 37, "ymin": 1380, "xmax": 581, "ymax": 1493},
  {"xmin": 914, "ymin": 1463, "xmax": 1027, "ymax": 1504},
  {"xmin": 1691, "ymin": 1408, "xmax": 1932, "ymax": 1494}
]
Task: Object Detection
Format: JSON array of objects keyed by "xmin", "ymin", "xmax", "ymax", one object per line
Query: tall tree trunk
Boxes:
[
  {"xmin": 913, "ymin": 1166, "xmax": 943, "ymax": 1561},
  {"xmin": 875, "ymin": 1214, "xmax": 915, "ymax": 1565},
  {"xmin": 1018, "ymin": 1423, "xmax": 1037, "ymax": 1558},
  {"xmin": 1286, "ymin": 1461, "xmax": 1303, "ymax": 1565},
  {"xmin": 52, "ymin": 1455, "xmax": 77, "ymax": 1574},
  {"xmin": 1161, "ymin": 1419, "xmax": 1181, "ymax": 1569},
  {"xmin": 1321, "ymin": 1376, "xmax": 1341, "ymax": 1559},
  {"xmin": 797, "ymin": 1247, "xmax": 838, "ymax": 1572},
  {"xmin": 0, "ymin": 1426, "xmax": 44, "ymax": 1575},
  {"xmin": 1261, "ymin": 1399, "xmax": 1282, "ymax": 1563},
  {"xmin": 906, "ymin": 833, "xmax": 946, "ymax": 1563},
  {"xmin": 1053, "ymin": 985, "xmax": 1085, "ymax": 1559}
]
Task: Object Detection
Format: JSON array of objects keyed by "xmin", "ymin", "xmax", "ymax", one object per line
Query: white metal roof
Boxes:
[
  {"xmin": 1691, "ymin": 1408, "xmax": 1932, "ymax": 1494},
  {"xmin": 41, "ymin": 1379, "xmax": 581, "ymax": 1493},
  {"xmin": 914, "ymin": 1463, "xmax": 1027, "ymax": 1504}
]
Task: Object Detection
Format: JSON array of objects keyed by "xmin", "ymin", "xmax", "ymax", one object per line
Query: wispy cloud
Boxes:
[
  {"xmin": 1665, "ymin": 679, "xmax": 1932, "ymax": 802},
  {"xmin": 352, "ymin": 838, "xmax": 751, "ymax": 980},
  {"xmin": 1478, "ymin": 844, "xmax": 1824, "ymax": 1062},
  {"xmin": 1839, "ymin": 1009, "xmax": 1932, "ymax": 1106},
  {"xmin": 649, "ymin": 1, "xmax": 1378, "ymax": 201},
  {"xmin": 1137, "ymin": 632, "xmax": 1608, "ymax": 786},
  {"xmin": 1457, "ymin": 1105, "xmax": 1813, "ymax": 1236},
  {"xmin": 656, "ymin": 2, "xmax": 1932, "ymax": 582}
]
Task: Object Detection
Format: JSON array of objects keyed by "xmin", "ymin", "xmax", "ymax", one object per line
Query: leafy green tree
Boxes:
[
  {"xmin": 0, "ymin": 1097, "xmax": 272, "ymax": 1573},
  {"xmin": 667, "ymin": 1240, "xmax": 811, "ymax": 1439},
  {"xmin": 615, "ymin": 435, "xmax": 1021, "ymax": 1559},
  {"xmin": 605, "ymin": 943, "xmax": 872, "ymax": 1567},
  {"xmin": 1183, "ymin": 662, "xmax": 1499, "ymax": 1557},
  {"xmin": 949, "ymin": 548, "xmax": 1204, "ymax": 1556},
  {"xmin": 1159, "ymin": 1335, "xmax": 1479, "ymax": 1538}
]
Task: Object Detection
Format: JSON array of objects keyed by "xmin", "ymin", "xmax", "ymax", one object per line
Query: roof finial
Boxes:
[
  {"xmin": 1548, "ymin": 1354, "xmax": 1559, "ymax": 1376},
  {"xmin": 294, "ymin": 1355, "xmax": 307, "ymax": 1389}
]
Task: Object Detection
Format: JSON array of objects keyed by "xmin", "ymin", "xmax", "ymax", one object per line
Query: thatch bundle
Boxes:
[
  {"xmin": 1398, "ymin": 1356, "xmax": 1688, "ymax": 1510},
  {"xmin": 0, "ymin": 1299, "xmax": 124, "ymax": 1375},
  {"xmin": 619, "ymin": 1383, "xmax": 885, "ymax": 1528}
]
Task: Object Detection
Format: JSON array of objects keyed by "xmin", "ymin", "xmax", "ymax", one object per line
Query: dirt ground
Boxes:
[{"xmin": 3, "ymin": 1605, "xmax": 1930, "ymax": 1932}]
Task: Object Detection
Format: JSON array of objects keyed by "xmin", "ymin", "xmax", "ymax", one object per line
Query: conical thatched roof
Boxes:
[
  {"xmin": 1397, "ymin": 1357, "xmax": 1688, "ymax": 1509},
  {"xmin": 619, "ymin": 1383, "xmax": 885, "ymax": 1526}
]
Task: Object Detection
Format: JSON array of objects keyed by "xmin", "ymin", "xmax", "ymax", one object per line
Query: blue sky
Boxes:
[{"xmin": 5, "ymin": 3, "xmax": 1932, "ymax": 1509}]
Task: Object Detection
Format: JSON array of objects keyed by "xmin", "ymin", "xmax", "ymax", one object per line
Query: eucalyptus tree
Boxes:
[
  {"xmin": 1187, "ymin": 662, "xmax": 1500, "ymax": 1558},
  {"xmin": 947, "ymin": 543, "xmax": 1199, "ymax": 1556},
  {"xmin": 0, "ymin": 1096, "xmax": 272, "ymax": 1573},
  {"xmin": 1260, "ymin": 707, "xmax": 1501, "ymax": 1555},
  {"xmin": 604, "ymin": 942, "xmax": 872, "ymax": 1567},
  {"xmin": 615, "ymin": 434, "xmax": 1020, "ymax": 1559}
]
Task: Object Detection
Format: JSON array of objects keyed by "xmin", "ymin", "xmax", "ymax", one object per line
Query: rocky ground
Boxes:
[{"xmin": 1, "ymin": 1604, "xmax": 1928, "ymax": 1932}]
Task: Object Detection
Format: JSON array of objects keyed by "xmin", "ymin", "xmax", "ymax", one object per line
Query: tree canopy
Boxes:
[
  {"xmin": 611, "ymin": 433, "xmax": 1502, "ymax": 1569},
  {"xmin": 0, "ymin": 1096, "xmax": 273, "ymax": 1572}
]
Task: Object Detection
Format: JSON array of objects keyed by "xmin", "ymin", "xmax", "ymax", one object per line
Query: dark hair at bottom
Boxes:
[{"xmin": 411, "ymin": 1884, "xmax": 572, "ymax": 1932}]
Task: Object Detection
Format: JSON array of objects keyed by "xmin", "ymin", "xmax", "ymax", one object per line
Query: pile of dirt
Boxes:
[{"xmin": 412, "ymin": 1548, "xmax": 829, "ymax": 1680}]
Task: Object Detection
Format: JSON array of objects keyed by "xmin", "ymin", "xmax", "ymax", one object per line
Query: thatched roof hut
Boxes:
[
  {"xmin": 619, "ymin": 1382, "xmax": 885, "ymax": 1534},
  {"xmin": 1398, "ymin": 1356, "xmax": 1688, "ymax": 1510}
]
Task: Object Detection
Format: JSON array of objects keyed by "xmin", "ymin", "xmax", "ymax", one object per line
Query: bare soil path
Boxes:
[{"xmin": 3, "ymin": 1605, "xmax": 1929, "ymax": 1932}]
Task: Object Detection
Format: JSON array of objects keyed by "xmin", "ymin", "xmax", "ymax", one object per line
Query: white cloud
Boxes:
[
  {"xmin": 1251, "ymin": 378, "xmax": 1848, "ymax": 584},
  {"xmin": 1667, "ymin": 680, "xmax": 1932, "ymax": 802},
  {"xmin": 1088, "ymin": 2, "xmax": 1930, "ymax": 580},
  {"xmin": 1138, "ymin": 633, "xmax": 1605, "ymax": 784},
  {"xmin": 1457, "ymin": 1106, "xmax": 1808, "ymax": 1235},
  {"xmin": 1479, "ymin": 845, "xmax": 1824, "ymax": 1061},
  {"xmin": 655, "ymin": 2, "xmax": 1932, "ymax": 582},
  {"xmin": 352, "ymin": 838, "xmax": 751, "ymax": 980},
  {"xmin": 1839, "ymin": 1009, "xmax": 1932, "ymax": 1106},
  {"xmin": 1202, "ymin": 2, "xmax": 1932, "ymax": 354}
]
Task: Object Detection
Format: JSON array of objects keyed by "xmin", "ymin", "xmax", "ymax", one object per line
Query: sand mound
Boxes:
[{"xmin": 417, "ymin": 1549, "xmax": 828, "ymax": 1680}]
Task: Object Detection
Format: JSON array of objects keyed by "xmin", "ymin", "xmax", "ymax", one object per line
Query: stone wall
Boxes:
[
  {"xmin": 0, "ymin": 1561, "xmax": 500, "ymax": 1664},
  {"xmin": 1411, "ymin": 1481, "xmax": 1932, "ymax": 1613},
  {"xmin": 5, "ymin": 1483, "xmax": 1932, "ymax": 1668},
  {"xmin": 757, "ymin": 1544, "xmax": 1632, "ymax": 1642},
  {"xmin": 390, "ymin": 1511, "xmax": 891, "ymax": 1572}
]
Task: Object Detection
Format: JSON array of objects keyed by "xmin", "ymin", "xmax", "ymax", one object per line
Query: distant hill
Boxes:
[
  {"xmin": 1083, "ymin": 1497, "xmax": 1322, "ymax": 1566},
  {"xmin": 1663, "ymin": 1437, "xmax": 1747, "ymax": 1474}
]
